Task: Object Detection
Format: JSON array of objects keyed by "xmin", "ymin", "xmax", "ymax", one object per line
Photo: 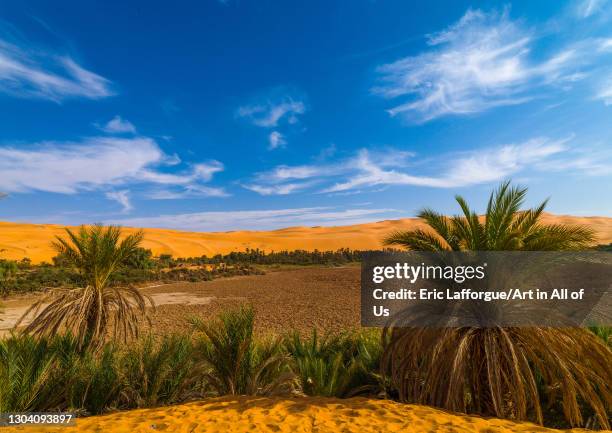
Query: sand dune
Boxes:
[
  {"xmin": 3, "ymin": 396, "xmax": 603, "ymax": 432},
  {"xmin": 0, "ymin": 213, "xmax": 611, "ymax": 263}
]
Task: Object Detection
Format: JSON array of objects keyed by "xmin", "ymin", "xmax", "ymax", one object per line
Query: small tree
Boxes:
[{"xmin": 18, "ymin": 225, "xmax": 153, "ymax": 351}]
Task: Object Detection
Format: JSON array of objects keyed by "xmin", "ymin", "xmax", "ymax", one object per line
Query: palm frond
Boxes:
[
  {"xmin": 454, "ymin": 195, "xmax": 485, "ymax": 250},
  {"xmin": 383, "ymin": 229, "xmax": 450, "ymax": 251},
  {"xmin": 417, "ymin": 209, "xmax": 461, "ymax": 250},
  {"xmin": 522, "ymin": 224, "xmax": 596, "ymax": 251}
]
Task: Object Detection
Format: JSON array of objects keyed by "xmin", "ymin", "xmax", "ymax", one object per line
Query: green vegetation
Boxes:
[
  {"xmin": 384, "ymin": 180, "xmax": 595, "ymax": 251},
  {"xmin": 285, "ymin": 329, "xmax": 384, "ymax": 398},
  {"xmin": 120, "ymin": 335, "xmax": 200, "ymax": 408},
  {"xmin": 0, "ymin": 308, "xmax": 382, "ymax": 415},
  {"xmin": 0, "ymin": 248, "xmax": 373, "ymax": 296},
  {"xmin": 383, "ymin": 181, "xmax": 611, "ymax": 429},
  {"xmin": 2, "ymin": 306, "xmax": 608, "ymax": 429},
  {"xmin": 175, "ymin": 248, "xmax": 369, "ymax": 266},
  {"xmin": 17, "ymin": 225, "xmax": 152, "ymax": 350},
  {"xmin": 0, "ymin": 332, "xmax": 202, "ymax": 414},
  {"xmin": 596, "ymin": 242, "xmax": 612, "ymax": 251},
  {"xmin": 589, "ymin": 326, "xmax": 612, "ymax": 347},
  {"xmin": 190, "ymin": 305, "xmax": 294, "ymax": 396}
]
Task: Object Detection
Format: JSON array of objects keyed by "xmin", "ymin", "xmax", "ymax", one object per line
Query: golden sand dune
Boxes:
[
  {"xmin": 1, "ymin": 213, "xmax": 611, "ymax": 264},
  {"xmin": 4, "ymin": 396, "xmax": 603, "ymax": 433}
]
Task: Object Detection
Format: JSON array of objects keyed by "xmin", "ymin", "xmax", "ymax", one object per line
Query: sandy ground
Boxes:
[
  {"xmin": 3, "ymin": 396, "xmax": 603, "ymax": 433},
  {"xmin": 1, "ymin": 213, "xmax": 611, "ymax": 263},
  {"xmin": 1, "ymin": 267, "xmax": 361, "ymax": 336}
]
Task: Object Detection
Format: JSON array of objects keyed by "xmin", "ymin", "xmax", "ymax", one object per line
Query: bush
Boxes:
[
  {"xmin": 285, "ymin": 330, "xmax": 384, "ymax": 398},
  {"xmin": 0, "ymin": 334, "xmax": 63, "ymax": 412},
  {"xmin": 191, "ymin": 306, "xmax": 295, "ymax": 395},
  {"xmin": 122, "ymin": 335, "xmax": 201, "ymax": 407},
  {"xmin": 0, "ymin": 333, "xmax": 204, "ymax": 414},
  {"xmin": 55, "ymin": 338, "xmax": 123, "ymax": 414}
]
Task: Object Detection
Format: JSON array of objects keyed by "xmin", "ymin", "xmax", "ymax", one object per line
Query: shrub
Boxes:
[
  {"xmin": 191, "ymin": 306, "xmax": 295, "ymax": 395},
  {"xmin": 56, "ymin": 339, "xmax": 123, "ymax": 414},
  {"xmin": 0, "ymin": 334, "xmax": 63, "ymax": 412},
  {"xmin": 285, "ymin": 329, "xmax": 384, "ymax": 397},
  {"xmin": 121, "ymin": 335, "xmax": 201, "ymax": 407}
]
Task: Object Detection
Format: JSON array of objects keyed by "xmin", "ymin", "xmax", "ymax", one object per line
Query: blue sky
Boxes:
[{"xmin": 0, "ymin": 0, "xmax": 611, "ymax": 231}]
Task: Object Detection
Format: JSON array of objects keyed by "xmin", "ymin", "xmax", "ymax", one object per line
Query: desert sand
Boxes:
[
  {"xmin": 1, "ymin": 213, "xmax": 611, "ymax": 263},
  {"xmin": 3, "ymin": 396, "xmax": 603, "ymax": 433}
]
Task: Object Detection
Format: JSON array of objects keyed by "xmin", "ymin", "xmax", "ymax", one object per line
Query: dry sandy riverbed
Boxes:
[{"xmin": 1, "ymin": 267, "xmax": 361, "ymax": 337}]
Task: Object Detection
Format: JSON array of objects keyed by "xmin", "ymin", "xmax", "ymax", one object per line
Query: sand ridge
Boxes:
[
  {"xmin": 2, "ymin": 396, "xmax": 603, "ymax": 433},
  {"xmin": 1, "ymin": 213, "xmax": 611, "ymax": 264}
]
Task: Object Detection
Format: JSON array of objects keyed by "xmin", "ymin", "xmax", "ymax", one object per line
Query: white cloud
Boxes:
[
  {"xmin": 264, "ymin": 165, "xmax": 328, "ymax": 181},
  {"xmin": 0, "ymin": 137, "xmax": 226, "ymax": 199},
  {"xmin": 0, "ymin": 38, "xmax": 114, "ymax": 101},
  {"xmin": 372, "ymin": 9, "xmax": 585, "ymax": 122},
  {"xmin": 98, "ymin": 115, "xmax": 136, "ymax": 134},
  {"xmin": 578, "ymin": 0, "xmax": 608, "ymax": 17},
  {"xmin": 600, "ymin": 39, "xmax": 612, "ymax": 51},
  {"xmin": 437, "ymin": 137, "xmax": 569, "ymax": 186},
  {"xmin": 105, "ymin": 190, "xmax": 132, "ymax": 213},
  {"xmin": 138, "ymin": 160, "xmax": 224, "ymax": 185},
  {"xmin": 268, "ymin": 131, "xmax": 286, "ymax": 149},
  {"xmin": 325, "ymin": 138, "xmax": 569, "ymax": 191},
  {"xmin": 242, "ymin": 181, "xmax": 315, "ymax": 196},
  {"xmin": 237, "ymin": 97, "xmax": 306, "ymax": 127},
  {"xmin": 596, "ymin": 79, "xmax": 612, "ymax": 104},
  {"xmin": 237, "ymin": 89, "xmax": 307, "ymax": 149},
  {"xmin": 534, "ymin": 144, "xmax": 612, "ymax": 175},
  {"xmin": 107, "ymin": 207, "xmax": 397, "ymax": 231},
  {"xmin": 147, "ymin": 185, "xmax": 229, "ymax": 199},
  {"xmin": 243, "ymin": 136, "xmax": 603, "ymax": 195}
]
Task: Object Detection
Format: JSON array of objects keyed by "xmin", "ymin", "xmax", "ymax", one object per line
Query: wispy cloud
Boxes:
[
  {"xmin": 146, "ymin": 185, "xmax": 229, "ymax": 199},
  {"xmin": 372, "ymin": 9, "xmax": 591, "ymax": 122},
  {"xmin": 237, "ymin": 88, "xmax": 307, "ymax": 149},
  {"xmin": 533, "ymin": 143, "xmax": 612, "ymax": 175},
  {"xmin": 97, "ymin": 115, "xmax": 136, "ymax": 134},
  {"xmin": 578, "ymin": 0, "xmax": 608, "ymax": 18},
  {"xmin": 244, "ymin": 136, "xmax": 609, "ymax": 195},
  {"xmin": 105, "ymin": 190, "xmax": 132, "ymax": 213},
  {"xmin": 0, "ymin": 137, "xmax": 227, "ymax": 204},
  {"xmin": 107, "ymin": 207, "xmax": 397, "ymax": 231},
  {"xmin": 596, "ymin": 78, "xmax": 612, "ymax": 104},
  {"xmin": 268, "ymin": 131, "xmax": 286, "ymax": 150},
  {"xmin": 321, "ymin": 142, "xmax": 556, "ymax": 193},
  {"xmin": 237, "ymin": 97, "xmax": 306, "ymax": 128},
  {"xmin": 0, "ymin": 38, "xmax": 114, "ymax": 101},
  {"xmin": 242, "ymin": 181, "xmax": 315, "ymax": 196}
]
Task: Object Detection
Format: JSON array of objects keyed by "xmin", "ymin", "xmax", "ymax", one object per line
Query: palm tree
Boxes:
[
  {"xmin": 382, "ymin": 181, "xmax": 611, "ymax": 428},
  {"xmin": 17, "ymin": 225, "xmax": 153, "ymax": 351},
  {"xmin": 384, "ymin": 181, "xmax": 594, "ymax": 251}
]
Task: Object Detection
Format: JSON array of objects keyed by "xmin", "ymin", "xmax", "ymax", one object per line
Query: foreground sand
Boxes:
[
  {"xmin": 1, "ymin": 213, "xmax": 612, "ymax": 263},
  {"xmin": 3, "ymin": 396, "xmax": 603, "ymax": 433}
]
